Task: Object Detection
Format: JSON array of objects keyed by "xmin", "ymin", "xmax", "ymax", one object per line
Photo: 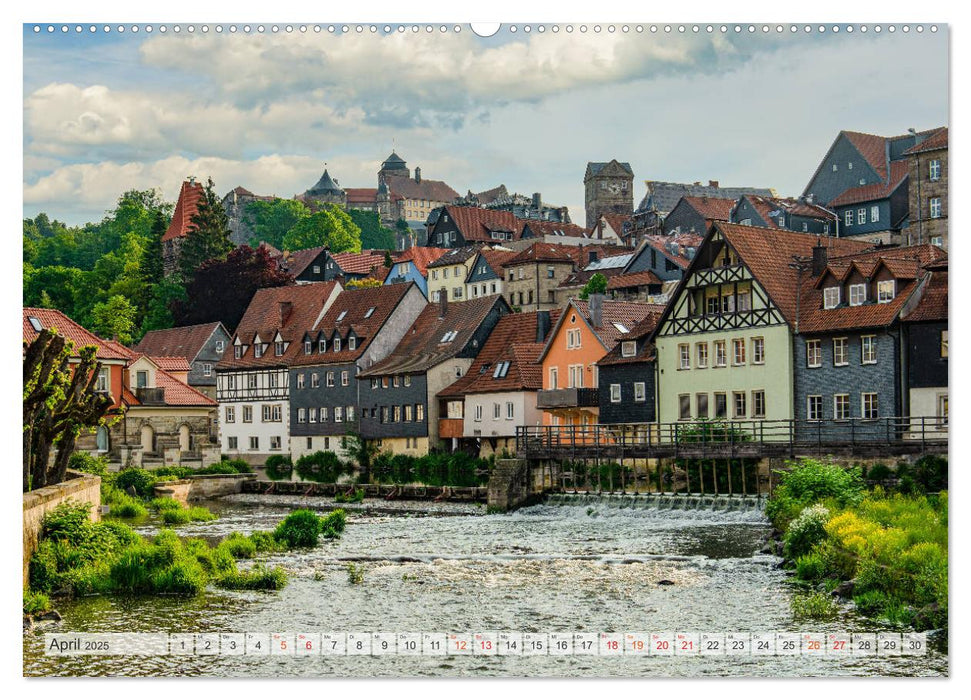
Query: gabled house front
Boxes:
[
  {"xmin": 384, "ymin": 246, "xmax": 451, "ymax": 298},
  {"xmin": 134, "ymin": 321, "xmax": 231, "ymax": 399}
]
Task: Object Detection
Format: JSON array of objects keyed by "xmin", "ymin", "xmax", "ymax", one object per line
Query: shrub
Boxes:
[
  {"xmin": 41, "ymin": 502, "xmax": 92, "ymax": 543},
  {"xmin": 150, "ymin": 497, "xmax": 183, "ymax": 511},
  {"xmin": 264, "ymin": 455, "xmax": 293, "ymax": 481},
  {"xmin": 767, "ymin": 459, "xmax": 863, "ymax": 530},
  {"xmin": 854, "ymin": 589, "xmax": 889, "ymax": 615},
  {"xmin": 791, "ymin": 592, "xmax": 838, "ymax": 620},
  {"xmin": 216, "ymin": 564, "xmax": 288, "ymax": 590},
  {"xmin": 867, "ymin": 463, "xmax": 893, "ymax": 482},
  {"xmin": 248, "ymin": 530, "xmax": 281, "ymax": 552},
  {"xmin": 320, "ymin": 509, "xmax": 347, "ymax": 539},
  {"xmin": 795, "ymin": 552, "xmax": 827, "ymax": 582},
  {"xmin": 783, "ymin": 504, "xmax": 830, "ymax": 559},
  {"xmin": 161, "ymin": 508, "xmax": 192, "ymax": 525},
  {"xmin": 114, "ymin": 468, "xmax": 158, "ymax": 499},
  {"xmin": 295, "ymin": 451, "xmax": 347, "ymax": 483},
  {"xmin": 335, "ymin": 488, "xmax": 365, "ymax": 503},
  {"xmin": 112, "ymin": 498, "xmax": 147, "ymax": 518},
  {"xmin": 220, "ymin": 533, "xmax": 257, "ymax": 559},
  {"xmin": 195, "ymin": 459, "xmax": 253, "ymax": 475},
  {"xmin": 273, "ymin": 509, "xmax": 324, "ymax": 547},
  {"xmin": 69, "ymin": 452, "xmax": 110, "ymax": 477},
  {"xmin": 152, "ymin": 466, "xmax": 195, "ymax": 479},
  {"xmin": 23, "ymin": 589, "xmax": 52, "ymax": 615},
  {"xmin": 347, "ymin": 563, "xmax": 364, "ymax": 585},
  {"xmin": 187, "ymin": 506, "xmax": 217, "ymax": 522}
]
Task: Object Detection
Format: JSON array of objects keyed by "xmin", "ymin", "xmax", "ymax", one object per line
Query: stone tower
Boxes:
[
  {"xmin": 379, "ymin": 151, "xmax": 410, "ymax": 182},
  {"xmin": 302, "ymin": 167, "xmax": 346, "ymax": 209},
  {"xmin": 584, "ymin": 160, "xmax": 634, "ymax": 228}
]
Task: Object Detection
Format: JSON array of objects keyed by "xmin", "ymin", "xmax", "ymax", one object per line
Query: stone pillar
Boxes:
[{"xmin": 488, "ymin": 459, "xmax": 529, "ymax": 512}]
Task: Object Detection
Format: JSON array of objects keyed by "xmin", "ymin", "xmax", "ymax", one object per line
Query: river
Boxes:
[{"xmin": 23, "ymin": 495, "xmax": 947, "ymax": 677}]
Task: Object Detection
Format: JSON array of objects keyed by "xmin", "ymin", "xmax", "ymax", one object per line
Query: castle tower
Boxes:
[
  {"xmin": 302, "ymin": 167, "xmax": 346, "ymax": 209},
  {"xmin": 584, "ymin": 160, "xmax": 634, "ymax": 228},
  {"xmin": 379, "ymin": 150, "xmax": 410, "ymax": 182}
]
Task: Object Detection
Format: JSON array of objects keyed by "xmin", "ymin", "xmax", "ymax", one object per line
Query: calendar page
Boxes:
[{"xmin": 20, "ymin": 4, "xmax": 951, "ymax": 685}]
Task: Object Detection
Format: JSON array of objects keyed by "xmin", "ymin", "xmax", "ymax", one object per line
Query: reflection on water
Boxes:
[{"xmin": 24, "ymin": 498, "xmax": 947, "ymax": 677}]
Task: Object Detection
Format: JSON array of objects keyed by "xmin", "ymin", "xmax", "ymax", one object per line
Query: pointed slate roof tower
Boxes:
[{"xmin": 305, "ymin": 168, "xmax": 344, "ymax": 197}]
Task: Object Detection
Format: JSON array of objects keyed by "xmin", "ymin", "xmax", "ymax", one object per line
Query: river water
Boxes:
[{"xmin": 23, "ymin": 496, "xmax": 947, "ymax": 677}]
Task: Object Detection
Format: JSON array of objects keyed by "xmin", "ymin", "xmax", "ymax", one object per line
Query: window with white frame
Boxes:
[
  {"xmin": 877, "ymin": 279, "xmax": 895, "ymax": 303},
  {"xmin": 732, "ymin": 338, "xmax": 746, "ymax": 365},
  {"xmin": 96, "ymin": 367, "xmax": 109, "ymax": 392},
  {"xmin": 416, "ymin": 404, "xmax": 424, "ymax": 421},
  {"xmin": 930, "ymin": 197, "xmax": 942, "ymax": 218},
  {"xmin": 568, "ymin": 364, "xmax": 584, "ymax": 388},
  {"xmin": 474, "ymin": 404, "xmax": 483, "ymax": 422},
  {"xmin": 807, "ymin": 395, "xmax": 823, "ymax": 421},
  {"xmin": 297, "ymin": 373, "xmax": 305, "ymax": 389},
  {"xmin": 929, "ymin": 159, "xmax": 941, "ymax": 181},
  {"xmin": 870, "ymin": 205, "xmax": 880, "ymax": 223},
  {"xmin": 634, "ymin": 382, "xmax": 646, "ymax": 402},
  {"xmin": 714, "ymin": 341, "xmax": 727, "ymax": 367},
  {"xmin": 215, "ymin": 341, "xmax": 225, "ymax": 353},
  {"xmin": 849, "ymin": 283, "xmax": 866, "ymax": 306},
  {"xmin": 751, "ymin": 337, "xmax": 765, "ymax": 364},
  {"xmin": 310, "ymin": 407, "xmax": 318, "ymax": 423},
  {"xmin": 844, "ymin": 210, "xmax": 853, "ymax": 227},
  {"xmin": 318, "ymin": 338, "xmax": 326, "ymax": 353},
  {"xmin": 737, "ymin": 289, "xmax": 752, "ymax": 311},
  {"xmin": 254, "ymin": 344, "xmax": 264, "ymax": 359},
  {"xmin": 247, "ymin": 374, "xmax": 258, "ymax": 389},
  {"xmin": 696, "ymin": 342, "xmax": 708, "ymax": 368},
  {"xmin": 275, "ymin": 341, "xmax": 284, "ymax": 356},
  {"xmin": 249, "ymin": 436, "xmax": 259, "ymax": 450},
  {"xmin": 507, "ymin": 402, "xmax": 514, "ymax": 419},
  {"xmin": 679, "ymin": 344, "xmax": 690, "ymax": 370},
  {"xmin": 320, "ymin": 406, "xmax": 328, "ymax": 422},
  {"xmin": 311, "ymin": 373, "xmax": 320, "ymax": 388},
  {"xmin": 678, "ymin": 394, "xmax": 691, "ymax": 420},
  {"xmin": 696, "ymin": 393, "xmax": 709, "ymax": 419},
  {"xmin": 235, "ymin": 345, "xmax": 244, "ymax": 359},
  {"xmin": 752, "ymin": 390, "xmax": 766, "ymax": 418},
  {"xmin": 549, "ymin": 367, "xmax": 558, "ymax": 389},
  {"xmin": 493, "ymin": 402, "xmax": 501, "ymax": 419},
  {"xmin": 807, "ymin": 339, "xmax": 822, "ymax": 368},
  {"xmin": 834, "ymin": 394, "xmax": 850, "ymax": 420},
  {"xmin": 937, "ymin": 393, "xmax": 948, "ymax": 426},
  {"xmin": 862, "ymin": 392, "xmax": 879, "ymax": 420},
  {"xmin": 833, "ymin": 338, "xmax": 848, "ymax": 366},
  {"xmin": 298, "ymin": 408, "xmax": 306, "ymax": 423},
  {"xmin": 824, "ymin": 286, "xmax": 841, "ymax": 309},
  {"xmin": 268, "ymin": 373, "xmax": 279, "ymax": 389},
  {"xmin": 857, "ymin": 208, "xmax": 866, "ymax": 225},
  {"xmin": 733, "ymin": 391, "xmax": 747, "ymax": 418},
  {"xmin": 861, "ymin": 335, "xmax": 877, "ymax": 364},
  {"xmin": 341, "ymin": 371, "xmax": 349, "ymax": 386},
  {"xmin": 304, "ymin": 340, "xmax": 312, "ymax": 354},
  {"xmin": 225, "ymin": 406, "xmax": 235, "ymax": 423},
  {"xmin": 621, "ymin": 341, "xmax": 636, "ymax": 358},
  {"xmin": 334, "ymin": 338, "xmax": 342, "ymax": 352},
  {"xmin": 270, "ymin": 436, "xmax": 281, "ymax": 450},
  {"xmin": 566, "ymin": 328, "xmax": 582, "ymax": 349},
  {"xmin": 610, "ymin": 384, "xmax": 621, "ymax": 403},
  {"xmin": 242, "ymin": 405, "xmax": 253, "ymax": 423},
  {"xmin": 349, "ymin": 337, "xmax": 356, "ymax": 351},
  {"xmin": 326, "ymin": 371, "xmax": 335, "ymax": 387},
  {"xmin": 347, "ymin": 406, "xmax": 355, "ymax": 421},
  {"xmin": 334, "ymin": 406, "xmax": 344, "ymax": 423}
]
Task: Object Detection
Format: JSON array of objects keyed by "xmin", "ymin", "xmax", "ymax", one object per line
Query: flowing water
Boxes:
[{"xmin": 23, "ymin": 495, "xmax": 947, "ymax": 677}]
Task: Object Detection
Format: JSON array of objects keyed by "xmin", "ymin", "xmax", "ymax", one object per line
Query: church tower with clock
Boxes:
[{"xmin": 584, "ymin": 160, "xmax": 634, "ymax": 228}]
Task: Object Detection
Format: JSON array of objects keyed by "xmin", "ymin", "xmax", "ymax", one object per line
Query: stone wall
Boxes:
[
  {"xmin": 188, "ymin": 473, "xmax": 258, "ymax": 500},
  {"xmin": 23, "ymin": 471, "xmax": 101, "ymax": 587}
]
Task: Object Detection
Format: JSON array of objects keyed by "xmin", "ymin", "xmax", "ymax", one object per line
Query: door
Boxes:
[
  {"xmin": 179, "ymin": 424, "xmax": 191, "ymax": 452},
  {"xmin": 140, "ymin": 424, "xmax": 155, "ymax": 453}
]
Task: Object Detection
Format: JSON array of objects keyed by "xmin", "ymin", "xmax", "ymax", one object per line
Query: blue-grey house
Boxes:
[
  {"xmin": 730, "ymin": 195, "xmax": 836, "ymax": 235},
  {"xmin": 383, "ymin": 246, "xmax": 451, "ymax": 298}
]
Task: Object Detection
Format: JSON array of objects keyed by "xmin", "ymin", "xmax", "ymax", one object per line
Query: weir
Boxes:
[{"xmin": 544, "ymin": 491, "xmax": 765, "ymax": 512}]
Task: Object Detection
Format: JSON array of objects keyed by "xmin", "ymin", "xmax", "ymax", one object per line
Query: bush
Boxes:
[
  {"xmin": 216, "ymin": 564, "xmax": 288, "ymax": 590},
  {"xmin": 161, "ymin": 508, "xmax": 192, "ymax": 525},
  {"xmin": 150, "ymin": 497, "xmax": 183, "ymax": 511},
  {"xmin": 295, "ymin": 451, "xmax": 347, "ymax": 483},
  {"xmin": 795, "ymin": 552, "xmax": 827, "ymax": 582},
  {"xmin": 112, "ymin": 498, "xmax": 148, "ymax": 518},
  {"xmin": 335, "ymin": 488, "xmax": 364, "ymax": 503},
  {"xmin": 784, "ymin": 504, "xmax": 830, "ymax": 559},
  {"xmin": 766, "ymin": 459, "xmax": 863, "ymax": 530},
  {"xmin": 897, "ymin": 455, "xmax": 947, "ymax": 494},
  {"xmin": 273, "ymin": 509, "xmax": 323, "ymax": 547},
  {"xmin": 69, "ymin": 452, "xmax": 110, "ymax": 477},
  {"xmin": 220, "ymin": 533, "xmax": 257, "ymax": 559},
  {"xmin": 867, "ymin": 463, "xmax": 893, "ymax": 482},
  {"xmin": 320, "ymin": 509, "xmax": 347, "ymax": 538},
  {"xmin": 23, "ymin": 589, "xmax": 52, "ymax": 615},
  {"xmin": 195, "ymin": 459, "xmax": 253, "ymax": 475},
  {"xmin": 791, "ymin": 592, "xmax": 838, "ymax": 620},
  {"xmin": 264, "ymin": 455, "xmax": 293, "ymax": 481},
  {"xmin": 187, "ymin": 506, "xmax": 217, "ymax": 522},
  {"xmin": 114, "ymin": 468, "xmax": 158, "ymax": 499},
  {"xmin": 152, "ymin": 466, "xmax": 195, "ymax": 479}
]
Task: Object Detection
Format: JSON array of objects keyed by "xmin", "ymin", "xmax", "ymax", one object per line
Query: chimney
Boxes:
[
  {"xmin": 532, "ymin": 192, "xmax": 542, "ymax": 211},
  {"xmin": 812, "ymin": 238, "xmax": 828, "ymax": 277},
  {"xmin": 439, "ymin": 292, "xmax": 448, "ymax": 319},
  {"xmin": 415, "ymin": 166, "xmax": 422, "ymax": 184},
  {"xmin": 589, "ymin": 293, "xmax": 604, "ymax": 328},
  {"xmin": 709, "ymin": 180, "xmax": 719, "ymax": 188},
  {"xmin": 279, "ymin": 301, "xmax": 293, "ymax": 326},
  {"xmin": 536, "ymin": 310, "xmax": 551, "ymax": 342}
]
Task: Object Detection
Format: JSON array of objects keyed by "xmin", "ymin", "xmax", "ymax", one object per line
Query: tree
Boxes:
[
  {"xmin": 89, "ymin": 295, "xmax": 138, "ymax": 344},
  {"xmin": 384, "ymin": 250, "xmax": 394, "ymax": 268},
  {"xmin": 173, "ymin": 245, "xmax": 295, "ymax": 331},
  {"xmin": 23, "ymin": 330, "xmax": 114, "ymax": 491},
  {"xmin": 140, "ymin": 278, "xmax": 188, "ymax": 336},
  {"xmin": 140, "ymin": 209, "xmax": 168, "ymax": 288},
  {"xmin": 178, "ymin": 177, "xmax": 234, "ymax": 282},
  {"xmin": 282, "ymin": 205, "xmax": 362, "ymax": 253},
  {"xmin": 579, "ymin": 272, "xmax": 608, "ymax": 300},
  {"xmin": 244, "ymin": 198, "xmax": 310, "ymax": 249},
  {"xmin": 348, "ymin": 209, "xmax": 395, "ymax": 251}
]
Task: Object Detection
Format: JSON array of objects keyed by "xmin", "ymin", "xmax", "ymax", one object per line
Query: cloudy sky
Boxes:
[{"xmin": 23, "ymin": 24, "xmax": 948, "ymax": 226}]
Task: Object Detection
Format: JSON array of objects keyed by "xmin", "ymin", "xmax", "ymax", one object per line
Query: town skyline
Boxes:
[{"xmin": 24, "ymin": 24, "xmax": 947, "ymax": 226}]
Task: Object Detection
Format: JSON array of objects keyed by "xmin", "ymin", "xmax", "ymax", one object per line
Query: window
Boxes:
[
  {"xmin": 404, "ymin": 404, "xmax": 413, "ymax": 422},
  {"xmin": 721, "ymin": 293, "xmax": 735, "ymax": 314},
  {"xmin": 349, "ymin": 337, "xmax": 356, "ymax": 351},
  {"xmin": 549, "ymin": 367, "xmax": 558, "ymax": 389},
  {"xmin": 393, "ymin": 406, "xmax": 401, "ymax": 422},
  {"xmin": 275, "ymin": 341, "xmax": 284, "ymax": 356},
  {"xmin": 610, "ymin": 384, "xmax": 621, "ymax": 403},
  {"xmin": 242, "ymin": 406, "xmax": 253, "ymax": 423},
  {"xmin": 566, "ymin": 329, "xmax": 582, "ymax": 349},
  {"xmin": 877, "ymin": 280, "xmax": 895, "ymax": 303},
  {"xmin": 547, "ymin": 266, "xmax": 556, "ymax": 279},
  {"xmin": 941, "ymin": 330, "xmax": 948, "ymax": 358},
  {"xmin": 833, "ymin": 338, "xmax": 848, "ymax": 366},
  {"xmin": 807, "ymin": 339, "xmax": 822, "ymax": 368},
  {"xmin": 929, "ymin": 197, "xmax": 942, "ymax": 218},
  {"xmin": 311, "ymin": 373, "xmax": 320, "ymax": 388},
  {"xmin": 347, "ymin": 406, "xmax": 355, "ymax": 422},
  {"xmin": 507, "ymin": 402, "xmax": 514, "ymax": 419},
  {"xmin": 862, "ymin": 393, "xmax": 879, "ymax": 420},
  {"xmin": 326, "ymin": 372, "xmax": 335, "ymax": 387},
  {"xmin": 228, "ymin": 375, "xmax": 237, "ymax": 390},
  {"xmin": 824, "ymin": 287, "xmax": 841, "ymax": 309},
  {"xmin": 319, "ymin": 339, "xmax": 326, "ymax": 353},
  {"xmin": 298, "ymin": 408, "xmax": 306, "ymax": 423},
  {"xmin": 304, "ymin": 340, "xmax": 312, "ymax": 355},
  {"xmin": 228, "ymin": 436, "xmax": 238, "ymax": 450},
  {"xmin": 857, "ymin": 208, "xmax": 866, "ymax": 225},
  {"xmin": 96, "ymin": 367, "xmax": 109, "ymax": 392},
  {"xmin": 341, "ymin": 371, "xmax": 349, "ymax": 386},
  {"xmin": 714, "ymin": 393, "xmax": 727, "ymax": 419},
  {"xmin": 634, "ymin": 382, "xmax": 646, "ymax": 402},
  {"xmin": 929, "ymin": 159, "xmax": 941, "ymax": 181},
  {"xmin": 454, "ymin": 366, "xmax": 463, "ymax": 378},
  {"xmin": 696, "ymin": 393, "xmax": 709, "ymax": 419},
  {"xmin": 249, "ymin": 436, "xmax": 259, "ymax": 450},
  {"xmin": 732, "ymin": 338, "xmax": 746, "ymax": 365},
  {"xmin": 834, "ymin": 394, "xmax": 850, "ymax": 420},
  {"xmin": 871, "ymin": 205, "xmax": 880, "ymax": 223},
  {"xmin": 931, "ymin": 235, "xmax": 943, "ymax": 247},
  {"xmin": 678, "ymin": 394, "xmax": 691, "ymax": 420},
  {"xmin": 199, "ymin": 363, "xmax": 212, "ymax": 378},
  {"xmin": 861, "ymin": 335, "xmax": 877, "ymax": 364},
  {"xmin": 751, "ymin": 337, "xmax": 765, "ymax": 364},
  {"xmin": 364, "ymin": 307, "xmax": 375, "ymax": 318},
  {"xmin": 270, "ymin": 436, "xmax": 281, "ymax": 451},
  {"xmin": 733, "ymin": 391, "xmax": 747, "ymax": 418},
  {"xmin": 937, "ymin": 394, "xmax": 948, "ymax": 426},
  {"xmin": 416, "ymin": 404, "xmax": 424, "ymax": 422},
  {"xmin": 268, "ymin": 373, "xmax": 279, "ymax": 389},
  {"xmin": 235, "ymin": 345, "xmax": 244, "ymax": 359},
  {"xmin": 313, "ymin": 265, "xmax": 321, "ymax": 274},
  {"xmin": 752, "ymin": 390, "xmax": 766, "ymax": 418},
  {"xmin": 807, "ymin": 395, "xmax": 823, "ymax": 422},
  {"xmin": 568, "ymin": 364, "xmax": 584, "ymax": 389},
  {"xmin": 320, "ymin": 407, "xmax": 328, "ymax": 422},
  {"xmin": 334, "ymin": 338, "xmax": 342, "ymax": 352},
  {"xmin": 679, "ymin": 344, "xmax": 691, "ymax": 370},
  {"xmin": 696, "ymin": 343, "xmax": 708, "ymax": 368},
  {"xmin": 844, "ymin": 210, "xmax": 853, "ymax": 227},
  {"xmin": 225, "ymin": 406, "xmax": 235, "ymax": 423},
  {"xmin": 135, "ymin": 370, "xmax": 148, "ymax": 388},
  {"xmin": 621, "ymin": 341, "xmax": 636, "ymax": 358},
  {"xmin": 849, "ymin": 283, "xmax": 866, "ymax": 306},
  {"xmin": 404, "ymin": 375, "xmax": 411, "ymax": 387},
  {"xmin": 309, "ymin": 408, "xmax": 317, "ymax": 423},
  {"xmin": 714, "ymin": 341, "xmax": 727, "ymax": 367},
  {"xmin": 706, "ymin": 296, "xmax": 720, "ymax": 315},
  {"xmin": 215, "ymin": 341, "xmax": 225, "ymax": 353},
  {"xmin": 254, "ymin": 344, "xmax": 264, "ymax": 359},
  {"xmin": 443, "ymin": 268, "xmax": 449, "ymax": 279},
  {"xmin": 247, "ymin": 374, "xmax": 257, "ymax": 389},
  {"xmin": 382, "ymin": 376, "xmax": 389, "ymax": 388},
  {"xmin": 737, "ymin": 290, "xmax": 751, "ymax": 312},
  {"xmin": 474, "ymin": 405, "xmax": 483, "ymax": 422},
  {"xmin": 335, "ymin": 407, "xmax": 344, "ymax": 423},
  {"xmin": 297, "ymin": 373, "xmax": 305, "ymax": 389},
  {"xmin": 336, "ymin": 310, "xmax": 347, "ymax": 322}
]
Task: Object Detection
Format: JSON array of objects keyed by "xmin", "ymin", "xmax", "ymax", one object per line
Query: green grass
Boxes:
[
  {"xmin": 216, "ymin": 564, "xmax": 288, "ymax": 590},
  {"xmin": 791, "ymin": 592, "xmax": 838, "ymax": 620},
  {"xmin": 23, "ymin": 590, "xmax": 52, "ymax": 615}
]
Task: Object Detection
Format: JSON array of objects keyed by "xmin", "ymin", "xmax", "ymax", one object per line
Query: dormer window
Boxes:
[
  {"xmin": 254, "ymin": 344, "xmax": 264, "ymax": 358},
  {"xmin": 877, "ymin": 279, "xmax": 896, "ymax": 303},
  {"xmin": 318, "ymin": 338, "xmax": 326, "ymax": 353},
  {"xmin": 28, "ymin": 316, "xmax": 43, "ymax": 332},
  {"xmin": 304, "ymin": 340, "xmax": 312, "ymax": 354},
  {"xmin": 234, "ymin": 346, "xmax": 244, "ymax": 359},
  {"xmin": 621, "ymin": 341, "xmax": 636, "ymax": 358},
  {"xmin": 364, "ymin": 307, "xmax": 375, "ymax": 318},
  {"xmin": 349, "ymin": 336, "xmax": 356, "ymax": 351},
  {"xmin": 849, "ymin": 283, "xmax": 867, "ymax": 307},
  {"xmin": 275, "ymin": 341, "xmax": 285, "ymax": 356},
  {"xmin": 334, "ymin": 338, "xmax": 342, "ymax": 352},
  {"xmin": 336, "ymin": 310, "xmax": 347, "ymax": 322},
  {"xmin": 823, "ymin": 287, "xmax": 841, "ymax": 309}
]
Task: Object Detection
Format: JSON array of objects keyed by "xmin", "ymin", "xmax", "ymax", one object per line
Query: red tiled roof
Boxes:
[
  {"xmin": 439, "ymin": 310, "xmax": 560, "ymax": 396},
  {"xmin": 149, "ymin": 356, "xmax": 192, "ymax": 372},
  {"xmin": 600, "ymin": 213, "xmax": 632, "ymax": 237},
  {"xmin": 568, "ymin": 299, "xmax": 666, "ymax": 351},
  {"xmin": 427, "ymin": 245, "xmax": 482, "ymax": 269},
  {"xmin": 289, "ymin": 283, "xmax": 413, "ymax": 367},
  {"xmin": 441, "ymin": 206, "xmax": 521, "ymax": 242},
  {"xmin": 641, "ymin": 233, "xmax": 704, "ymax": 269},
  {"xmin": 161, "ymin": 180, "xmax": 206, "ymax": 242},
  {"xmin": 598, "ymin": 313, "xmax": 662, "ymax": 366},
  {"xmin": 477, "ymin": 249, "xmax": 518, "ymax": 274},
  {"xmin": 152, "ymin": 367, "xmax": 218, "ymax": 407},
  {"xmin": 331, "ymin": 250, "xmax": 389, "ymax": 276},
  {"xmin": 829, "ymin": 159, "xmax": 910, "ymax": 207},
  {"xmin": 345, "ymin": 188, "xmax": 378, "ymax": 205},
  {"xmin": 361, "ymin": 296, "xmax": 508, "ymax": 377},
  {"xmin": 215, "ymin": 281, "xmax": 341, "ymax": 370},
  {"xmin": 903, "ymin": 260, "xmax": 947, "ymax": 323},
  {"xmin": 843, "ymin": 131, "xmax": 891, "ymax": 181},
  {"xmin": 388, "ymin": 177, "xmax": 460, "ymax": 203},
  {"xmin": 521, "ymin": 220, "xmax": 590, "ymax": 239},
  {"xmin": 680, "ymin": 195, "xmax": 737, "ymax": 221},
  {"xmin": 23, "ymin": 308, "xmax": 130, "ymax": 361},
  {"xmin": 503, "ymin": 241, "xmax": 576, "ymax": 266},
  {"xmin": 282, "ymin": 246, "xmax": 326, "ymax": 277},
  {"xmin": 134, "ymin": 321, "xmax": 225, "ymax": 362},
  {"xmin": 606, "ymin": 269, "xmax": 663, "ymax": 291},
  {"xmin": 393, "ymin": 247, "xmax": 451, "ymax": 277},
  {"xmin": 903, "ymin": 127, "xmax": 948, "ymax": 155}
]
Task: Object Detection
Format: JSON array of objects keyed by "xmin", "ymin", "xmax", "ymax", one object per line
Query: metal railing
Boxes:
[{"xmin": 516, "ymin": 416, "xmax": 947, "ymax": 459}]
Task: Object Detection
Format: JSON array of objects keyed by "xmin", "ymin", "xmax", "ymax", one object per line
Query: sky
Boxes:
[{"xmin": 22, "ymin": 23, "xmax": 949, "ymax": 226}]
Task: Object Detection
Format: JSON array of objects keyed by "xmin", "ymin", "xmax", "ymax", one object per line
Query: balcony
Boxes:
[
  {"xmin": 438, "ymin": 418, "xmax": 465, "ymax": 439},
  {"xmin": 536, "ymin": 387, "xmax": 599, "ymax": 409},
  {"xmin": 135, "ymin": 387, "xmax": 166, "ymax": 406}
]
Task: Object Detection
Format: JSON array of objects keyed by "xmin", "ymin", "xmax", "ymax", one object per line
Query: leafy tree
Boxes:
[
  {"xmin": 384, "ymin": 250, "xmax": 394, "ymax": 268},
  {"xmin": 89, "ymin": 295, "xmax": 138, "ymax": 344},
  {"xmin": 244, "ymin": 198, "xmax": 310, "ymax": 249},
  {"xmin": 140, "ymin": 209, "xmax": 168, "ymax": 288},
  {"xmin": 579, "ymin": 272, "xmax": 608, "ymax": 300},
  {"xmin": 23, "ymin": 330, "xmax": 114, "ymax": 491},
  {"xmin": 348, "ymin": 209, "xmax": 395, "ymax": 251},
  {"xmin": 140, "ymin": 278, "xmax": 188, "ymax": 336},
  {"xmin": 282, "ymin": 205, "xmax": 362, "ymax": 253},
  {"xmin": 23, "ymin": 234, "xmax": 38, "ymax": 264},
  {"xmin": 178, "ymin": 177, "xmax": 234, "ymax": 282},
  {"xmin": 23, "ymin": 265, "xmax": 84, "ymax": 316},
  {"xmin": 173, "ymin": 245, "xmax": 294, "ymax": 331}
]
